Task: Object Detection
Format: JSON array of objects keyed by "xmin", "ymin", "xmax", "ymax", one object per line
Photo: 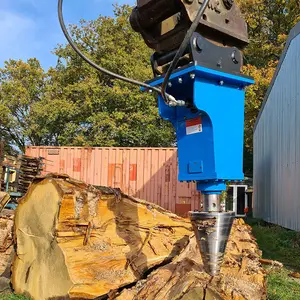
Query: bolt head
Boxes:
[
  {"xmin": 219, "ymin": 81, "xmax": 224, "ymax": 86},
  {"xmin": 190, "ymin": 73, "xmax": 195, "ymax": 80},
  {"xmin": 168, "ymin": 82, "xmax": 172, "ymax": 87},
  {"xmin": 223, "ymin": 0, "xmax": 234, "ymax": 10},
  {"xmin": 178, "ymin": 78, "xmax": 183, "ymax": 84},
  {"xmin": 231, "ymin": 50, "xmax": 239, "ymax": 64}
]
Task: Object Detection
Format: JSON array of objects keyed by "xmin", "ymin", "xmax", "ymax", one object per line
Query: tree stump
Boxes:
[{"xmin": 11, "ymin": 174, "xmax": 266, "ymax": 300}]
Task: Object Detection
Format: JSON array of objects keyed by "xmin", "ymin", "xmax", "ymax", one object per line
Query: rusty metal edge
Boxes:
[{"xmin": 26, "ymin": 146, "xmax": 178, "ymax": 150}]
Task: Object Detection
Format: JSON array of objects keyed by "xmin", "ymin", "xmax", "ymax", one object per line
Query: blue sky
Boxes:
[{"xmin": 0, "ymin": 0, "xmax": 135, "ymax": 70}]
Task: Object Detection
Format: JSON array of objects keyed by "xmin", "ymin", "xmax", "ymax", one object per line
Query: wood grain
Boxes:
[{"xmin": 11, "ymin": 174, "xmax": 266, "ymax": 300}]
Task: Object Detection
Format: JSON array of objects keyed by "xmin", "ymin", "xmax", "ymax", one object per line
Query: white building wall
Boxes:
[{"xmin": 254, "ymin": 28, "xmax": 300, "ymax": 231}]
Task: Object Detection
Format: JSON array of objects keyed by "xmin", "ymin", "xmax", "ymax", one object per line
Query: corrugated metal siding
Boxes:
[
  {"xmin": 254, "ymin": 33, "xmax": 300, "ymax": 231},
  {"xmin": 26, "ymin": 147, "xmax": 201, "ymax": 216}
]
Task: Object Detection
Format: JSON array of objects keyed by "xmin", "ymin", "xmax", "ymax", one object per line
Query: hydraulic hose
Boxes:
[
  {"xmin": 58, "ymin": 0, "xmax": 162, "ymax": 93},
  {"xmin": 161, "ymin": 0, "xmax": 210, "ymax": 103},
  {"xmin": 58, "ymin": 0, "xmax": 209, "ymax": 106}
]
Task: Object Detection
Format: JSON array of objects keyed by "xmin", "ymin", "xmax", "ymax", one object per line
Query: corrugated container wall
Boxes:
[
  {"xmin": 26, "ymin": 147, "xmax": 201, "ymax": 217},
  {"xmin": 254, "ymin": 23, "xmax": 300, "ymax": 231}
]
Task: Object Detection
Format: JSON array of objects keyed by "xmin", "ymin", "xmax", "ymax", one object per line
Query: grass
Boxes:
[
  {"xmin": 0, "ymin": 291, "xmax": 30, "ymax": 300},
  {"xmin": 247, "ymin": 216, "xmax": 300, "ymax": 300},
  {"xmin": 267, "ymin": 269, "xmax": 300, "ymax": 300}
]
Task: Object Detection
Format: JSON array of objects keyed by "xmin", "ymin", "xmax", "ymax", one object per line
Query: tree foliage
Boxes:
[
  {"xmin": 237, "ymin": 0, "xmax": 300, "ymax": 175},
  {"xmin": 0, "ymin": 5, "xmax": 175, "ymax": 153},
  {"xmin": 0, "ymin": 59, "xmax": 47, "ymax": 152},
  {"xmin": 0, "ymin": 2, "xmax": 299, "ymax": 175},
  {"xmin": 51, "ymin": 6, "xmax": 176, "ymax": 148},
  {"xmin": 238, "ymin": 0, "xmax": 300, "ymax": 68}
]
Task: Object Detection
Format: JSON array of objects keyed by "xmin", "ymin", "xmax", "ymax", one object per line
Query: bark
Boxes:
[
  {"xmin": 0, "ymin": 209, "xmax": 15, "ymax": 292},
  {"xmin": 0, "ymin": 192, "xmax": 11, "ymax": 214},
  {"xmin": 259, "ymin": 259, "xmax": 283, "ymax": 268},
  {"xmin": 11, "ymin": 174, "xmax": 267, "ymax": 300}
]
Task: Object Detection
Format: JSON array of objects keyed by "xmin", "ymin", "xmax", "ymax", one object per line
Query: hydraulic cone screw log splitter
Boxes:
[{"xmin": 58, "ymin": 0, "xmax": 254, "ymax": 277}]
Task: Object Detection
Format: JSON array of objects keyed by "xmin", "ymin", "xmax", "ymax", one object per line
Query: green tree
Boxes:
[
  {"xmin": 243, "ymin": 63, "xmax": 276, "ymax": 176},
  {"xmin": 50, "ymin": 5, "xmax": 175, "ymax": 147},
  {"xmin": 1, "ymin": 1, "xmax": 299, "ymax": 175},
  {"xmin": 0, "ymin": 5, "xmax": 175, "ymax": 152},
  {"xmin": 237, "ymin": 0, "xmax": 300, "ymax": 175},
  {"xmin": 238, "ymin": 0, "xmax": 300, "ymax": 68},
  {"xmin": 0, "ymin": 58, "xmax": 47, "ymax": 152}
]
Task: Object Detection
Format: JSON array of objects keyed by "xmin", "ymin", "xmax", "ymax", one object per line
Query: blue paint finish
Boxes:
[
  {"xmin": 197, "ymin": 182, "xmax": 227, "ymax": 194},
  {"xmin": 176, "ymin": 113, "xmax": 216, "ymax": 181},
  {"xmin": 5, "ymin": 203, "xmax": 17, "ymax": 210},
  {"xmin": 189, "ymin": 160, "xmax": 204, "ymax": 173},
  {"xmin": 148, "ymin": 65, "xmax": 254, "ymax": 194}
]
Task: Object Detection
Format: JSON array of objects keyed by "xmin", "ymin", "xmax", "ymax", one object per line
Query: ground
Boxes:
[
  {"xmin": 247, "ymin": 217, "xmax": 300, "ymax": 300},
  {"xmin": 1, "ymin": 217, "xmax": 300, "ymax": 300}
]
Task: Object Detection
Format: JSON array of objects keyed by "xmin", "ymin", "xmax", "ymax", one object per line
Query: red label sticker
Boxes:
[
  {"xmin": 73, "ymin": 158, "xmax": 81, "ymax": 172},
  {"xmin": 186, "ymin": 117, "xmax": 202, "ymax": 135},
  {"xmin": 186, "ymin": 117, "xmax": 201, "ymax": 127},
  {"xmin": 59, "ymin": 160, "xmax": 65, "ymax": 172},
  {"xmin": 130, "ymin": 164, "xmax": 137, "ymax": 181}
]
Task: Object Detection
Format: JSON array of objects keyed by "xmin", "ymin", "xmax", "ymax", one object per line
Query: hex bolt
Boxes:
[
  {"xmin": 168, "ymin": 82, "xmax": 172, "ymax": 87},
  {"xmin": 219, "ymin": 81, "xmax": 224, "ymax": 86},
  {"xmin": 223, "ymin": 0, "xmax": 234, "ymax": 10},
  {"xmin": 178, "ymin": 78, "xmax": 183, "ymax": 84},
  {"xmin": 231, "ymin": 50, "xmax": 239, "ymax": 64},
  {"xmin": 190, "ymin": 73, "xmax": 195, "ymax": 80}
]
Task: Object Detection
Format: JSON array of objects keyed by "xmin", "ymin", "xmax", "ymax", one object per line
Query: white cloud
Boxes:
[
  {"xmin": 0, "ymin": 11, "xmax": 35, "ymax": 42},
  {"xmin": 0, "ymin": 10, "xmax": 39, "ymax": 64},
  {"xmin": 0, "ymin": 1, "xmax": 138, "ymax": 69}
]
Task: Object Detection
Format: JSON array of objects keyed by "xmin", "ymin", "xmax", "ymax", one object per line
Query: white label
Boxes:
[
  {"xmin": 186, "ymin": 124, "xmax": 203, "ymax": 135},
  {"xmin": 186, "ymin": 117, "xmax": 202, "ymax": 135}
]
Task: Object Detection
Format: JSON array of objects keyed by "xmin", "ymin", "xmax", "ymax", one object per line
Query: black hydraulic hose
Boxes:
[
  {"xmin": 161, "ymin": 0, "xmax": 210, "ymax": 103},
  {"xmin": 58, "ymin": 0, "xmax": 162, "ymax": 95},
  {"xmin": 58, "ymin": 0, "xmax": 209, "ymax": 106}
]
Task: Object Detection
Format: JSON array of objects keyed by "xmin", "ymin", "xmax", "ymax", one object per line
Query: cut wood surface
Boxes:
[
  {"xmin": 116, "ymin": 219, "xmax": 266, "ymax": 300},
  {"xmin": 11, "ymin": 174, "xmax": 267, "ymax": 300}
]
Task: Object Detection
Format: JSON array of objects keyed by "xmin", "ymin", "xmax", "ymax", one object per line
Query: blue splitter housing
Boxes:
[{"xmin": 149, "ymin": 65, "xmax": 254, "ymax": 195}]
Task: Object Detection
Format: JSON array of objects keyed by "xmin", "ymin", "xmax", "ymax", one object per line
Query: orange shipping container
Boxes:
[{"xmin": 26, "ymin": 147, "xmax": 201, "ymax": 217}]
